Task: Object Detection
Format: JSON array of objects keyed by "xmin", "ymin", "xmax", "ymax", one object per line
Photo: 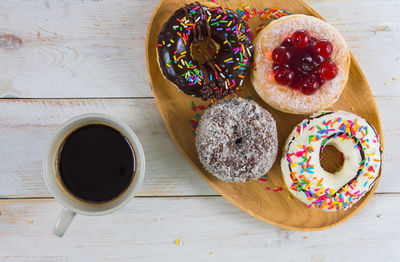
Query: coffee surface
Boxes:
[{"xmin": 58, "ymin": 124, "xmax": 135, "ymax": 203}]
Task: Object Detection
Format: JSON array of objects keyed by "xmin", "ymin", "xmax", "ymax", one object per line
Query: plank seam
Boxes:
[{"xmin": 0, "ymin": 192, "xmax": 397, "ymax": 201}]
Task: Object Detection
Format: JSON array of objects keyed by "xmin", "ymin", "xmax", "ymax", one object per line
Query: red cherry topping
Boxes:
[
  {"xmin": 289, "ymin": 76, "xmax": 301, "ymax": 90},
  {"xmin": 291, "ymin": 30, "xmax": 311, "ymax": 48},
  {"xmin": 270, "ymin": 30, "xmax": 338, "ymax": 94},
  {"xmin": 272, "ymin": 46, "xmax": 292, "ymax": 65},
  {"xmin": 274, "ymin": 66, "xmax": 295, "ymax": 85},
  {"xmin": 299, "ymin": 53, "xmax": 316, "ymax": 73},
  {"xmin": 315, "ymin": 40, "xmax": 333, "ymax": 58},
  {"xmin": 312, "ymin": 53, "xmax": 324, "ymax": 66},
  {"xmin": 309, "ymin": 37, "xmax": 317, "ymax": 46},
  {"xmin": 300, "ymin": 75, "xmax": 320, "ymax": 95},
  {"xmin": 281, "ymin": 38, "xmax": 293, "ymax": 49},
  {"xmin": 319, "ymin": 60, "xmax": 338, "ymax": 80}
]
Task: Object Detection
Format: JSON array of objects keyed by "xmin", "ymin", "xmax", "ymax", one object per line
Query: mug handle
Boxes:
[{"xmin": 54, "ymin": 208, "xmax": 76, "ymax": 237}]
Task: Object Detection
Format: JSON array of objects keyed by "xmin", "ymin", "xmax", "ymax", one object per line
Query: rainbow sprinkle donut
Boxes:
[
  {"xmin": 157, "ymin": 2, "xmax": 253, "ymax": 100},
  {"xmin": 281, "ymin": 111, "xmax": 382, "ymax": 211}
]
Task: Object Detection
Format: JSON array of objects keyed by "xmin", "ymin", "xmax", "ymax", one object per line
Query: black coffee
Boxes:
[{"xmin": 58, "ymin": 124, "xmax": 135, "ymax": 203}]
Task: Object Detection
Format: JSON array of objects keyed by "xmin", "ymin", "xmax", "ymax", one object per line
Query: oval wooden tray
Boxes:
[{"xmin": 145, "ymin": 0, "xmax": 384, "ymax": 231}]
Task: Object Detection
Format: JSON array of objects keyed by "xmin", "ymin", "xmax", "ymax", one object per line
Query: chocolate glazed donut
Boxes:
[{"xmin": 157, "ymin": 2, "xmax": 253, "ymax": 100}]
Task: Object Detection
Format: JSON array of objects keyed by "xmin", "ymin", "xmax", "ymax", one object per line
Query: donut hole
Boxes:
[
  {"xmin": 235, "ymin": 137, "xmax": 243, "ymax": 145},
  {"xmin": 190, "ymin": 37, "xmax": 220, "ymax": 65},
  {"xmin": 320, "ymin": 145, "xmax": 344, "ymax": 174}
]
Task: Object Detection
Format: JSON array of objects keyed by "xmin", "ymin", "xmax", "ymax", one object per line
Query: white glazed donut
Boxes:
[
  {"xmin": 281, "ymin": 111, "xmax": 382, "ymax": 211},
  {"xmin": 251, "ymin": 15, "xmax": 350, "ymax": 114}
]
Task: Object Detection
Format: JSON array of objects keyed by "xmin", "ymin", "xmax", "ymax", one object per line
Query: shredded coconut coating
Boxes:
[
  {"xmin": 196, "ymin": 97, "xmax": 278, "ymax": 182},
  {"xmin": 251, "ymin": 15, "xmax": 350, "ymax": 114}
]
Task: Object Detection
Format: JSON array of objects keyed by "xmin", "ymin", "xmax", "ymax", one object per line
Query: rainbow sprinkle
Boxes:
[
  {"xmin": 157, "ymin": 3, "xmax": 253, "ymax": 99},
  {"xmin": 283, "ymin": 112, "xmax": 382, "ymax": 211},
  {"xmin": 188, "ymin": 101, "xmax": 209, "ymax": 135},
  {"xmin": 261, "ymin": 8, "xmax": 291, "ymax": 20}
]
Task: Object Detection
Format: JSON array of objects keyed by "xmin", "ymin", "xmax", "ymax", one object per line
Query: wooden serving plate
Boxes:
[{"xmin": 145, "ymin": 0, "xmax": 384, "ymax": 230}]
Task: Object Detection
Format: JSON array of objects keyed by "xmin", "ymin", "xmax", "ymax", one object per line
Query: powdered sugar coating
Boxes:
[
  {"xmin": 196, "ymin": 97, "xmax": 278, "ymax": 182},
  {"xmin": 251, "ymin": 15, "xmax": 350, "ymax": 114}
]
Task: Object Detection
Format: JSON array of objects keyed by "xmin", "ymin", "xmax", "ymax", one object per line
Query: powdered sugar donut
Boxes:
[
  {"xmin": 251, "ymin": 15, "xmax": 350, "ymax": 114},
  {"xmin": 281, "ymin": 111, "xmax": 382, "ymax": 211},
  {"xmin": 196, "ymin": 97, "xmax": 278, "ymax": 182}
]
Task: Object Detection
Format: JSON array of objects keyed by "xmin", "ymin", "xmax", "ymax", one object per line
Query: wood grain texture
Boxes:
[
  {"xmin": 0, "ymin": 99, "xmax": 216, "ymax": 198},
  {"xmin": 0, "ymin": 0, "xmax": 157, "ymax": 98},
  {"xmin": 308, "ymin": 0, "xmax": 400, "ymax": 97},
  {"xmin": 146, "ymin": 0, "xmax": 384, "ymax": 230},
  {"xmin": 0, "ymin": 195, "xmax": 398, "ymax": 261},
  {"xmin": 0, "ymin": 0, "xmax": 397, "ymax": 258},
  {"xmin": 0, "ymin": 97, "xmax": 398, "ymax": 198},
  {"xmin": 0, "ymin": 0, "xmax": 398, "ymax": 98}
]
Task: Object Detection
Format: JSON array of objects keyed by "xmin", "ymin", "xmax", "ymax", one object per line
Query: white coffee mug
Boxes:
[{"xmin": 43, "ymin": 113, "xmax": 145, "ymax": 237}]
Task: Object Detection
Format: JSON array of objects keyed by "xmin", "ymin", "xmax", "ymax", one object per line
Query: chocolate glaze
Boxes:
[{"xmin": 157, "ymin": 3, "xmax": 253, "ymax": 100}]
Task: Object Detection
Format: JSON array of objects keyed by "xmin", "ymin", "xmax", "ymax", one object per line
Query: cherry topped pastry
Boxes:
[
  {"xmin": 272, "ymin": 30, "xmax": 338, "ymax": 95},
  {"xmin": 251, "ymin": 14, "xmax": 350, "ymax": 114}
]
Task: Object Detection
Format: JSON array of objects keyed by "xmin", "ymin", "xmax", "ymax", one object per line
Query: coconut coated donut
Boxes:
[
  {"xmin": 251, "ymin": 15, "xmax": 350, "ymax": 114},
  {"xmin": 157, "ymin": 3, "xmax": 253, "ymax": 100},
  {"xmin": 196, "ymin": 97, "xmax": 278, "ymax": 182},
  {"xmin": 281, "ymin": 111, "xmax": 382, "ymax": 211}
]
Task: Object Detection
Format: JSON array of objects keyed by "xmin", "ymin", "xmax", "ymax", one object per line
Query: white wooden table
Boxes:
[{"xmin": 0, "ymin": 0, "xmax": 399, "ymax": 260}]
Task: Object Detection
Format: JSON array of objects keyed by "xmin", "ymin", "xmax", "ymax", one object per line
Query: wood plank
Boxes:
[
  {"xmin": 0, "ymin": 98, "xmax": 215, "ymax": 198},
  {"xmin": 0, "ymin": 0, "xmax": 398, "ymax": 98},
  {"xmin": 308, "ymin": 0, "xmax": 400, "ymax": 97},
  {"xmin": 0, "ymin": 194, "xmax": 398, "ymax": 260},
  {"xmin": 0, "ymin": 0, "xmax": 157, "ymax": 98},
  {"xmin": 0, "ymin": 97, "xmax": 397, "ymax": 198}
]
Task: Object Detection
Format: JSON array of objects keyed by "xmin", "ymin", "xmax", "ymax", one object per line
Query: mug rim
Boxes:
[{"xmin": 43, "ymin": 113, "xmax": 145, "ymax": 216}]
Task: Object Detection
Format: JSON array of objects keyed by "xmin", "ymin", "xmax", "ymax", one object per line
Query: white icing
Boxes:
[{"xmin": 281, "ymin": 111, "xmax": 382, "ymax": 211}]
